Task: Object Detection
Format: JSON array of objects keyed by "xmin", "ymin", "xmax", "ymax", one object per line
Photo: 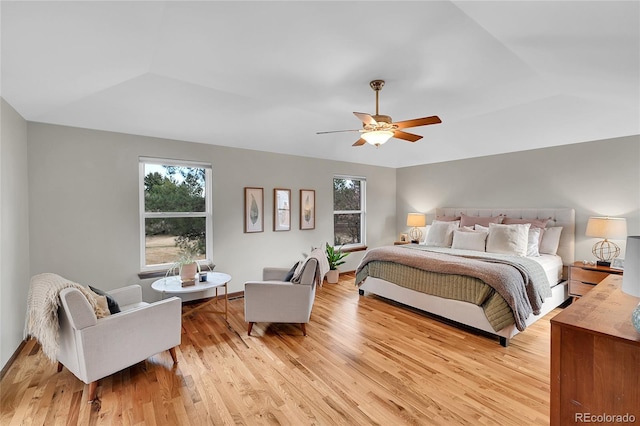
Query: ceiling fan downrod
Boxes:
[{"xmin": 370, "ymin": 80, "xmax": 384, "ymax": 116}]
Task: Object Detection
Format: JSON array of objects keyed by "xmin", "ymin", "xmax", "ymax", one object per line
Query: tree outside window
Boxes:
[
  {"xmin": 333, "ymin": 176, "xmax": 366, "ymax": 246},
  {"xmin": 140, "ymin": 159, "xmax": 212, "ymax": 269}
]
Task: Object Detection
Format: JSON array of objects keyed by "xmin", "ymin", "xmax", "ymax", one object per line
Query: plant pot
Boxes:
[
  {"xmin": 326, "ymin": 269, "xmax": 339, "ymax": 284},
  {"xmin": 181, "ymin": 262, "xmax": 198, "ymax": 287}
]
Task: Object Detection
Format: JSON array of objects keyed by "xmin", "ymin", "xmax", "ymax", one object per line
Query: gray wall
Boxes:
[
  {"xmin": 1, "ymin": 99, "xmax": 30, "ymax": 368},
  {"xmin": 4, "ymin": 105, "xmax": 637, "ymax": 372},
  {"xmin": 396, "ymin": 135, "xmax": 640, "ymax": 262},
  {"xmin": 27, "ymin": 123, "xmax": 396, "ymax": 302}
]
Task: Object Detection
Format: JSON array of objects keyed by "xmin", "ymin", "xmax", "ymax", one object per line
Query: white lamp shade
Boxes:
[
  {"xmin": 407, "ymin": 213, "xmax": 426, "ymax": 227},
  {"xmin": 585, "ymin": 217, "xmax": 627, "ymax": 239},
  {"xmin": 622, "ymin": 236, "xmax": 640, "ymax": 297},
  {"xmin": 362, "ymin": 130, "xmax": 393, "ymax": 146}
]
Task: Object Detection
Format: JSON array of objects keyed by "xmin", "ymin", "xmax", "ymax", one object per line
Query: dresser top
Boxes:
[{"xmin": 551, "ymin": 275, "xmax": 640, "ymax": 343}]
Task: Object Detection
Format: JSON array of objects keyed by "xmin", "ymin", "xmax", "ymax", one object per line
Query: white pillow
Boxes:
[
  {"xmin": 526, "ymin": 227, "xmax": 542, "ymax": 257},
  {"xmin": 539, "ymin": 226, "xmax": 563, "ymax": 255},
  {"xmin": 451, "ymin": 229, "xmax": 488, "ymax": 252},
  {"xmin": 425, "ymin": 222, "xmax": 458, "ymax": 247},
  {"xmin": 475, "ymin": 224, "xmax": 489, "ymax": 232},
  {"xmin": 486, "ymin": 223, "xmax": 531, "ymax": 256},
  {"xmin": 420, "ymin": 225, "xmax": 432, "ymax": 244}
]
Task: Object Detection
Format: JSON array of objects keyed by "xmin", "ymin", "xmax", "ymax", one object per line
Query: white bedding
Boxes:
[
  {"xmin": 359, "ymin": 207, "xmax": 575, "ymax": 346},
  {"xmin": 530, "ymin": 254, "xmax": 563, "ymax": 288}
]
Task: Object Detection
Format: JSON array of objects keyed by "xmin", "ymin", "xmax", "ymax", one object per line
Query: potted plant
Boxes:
[
  {"xmin": 166, "ymin": 240, "xmax": 202, "ymax": 287},
  {"xmin": 325, "ymin": 242, "xmax": 348, "ymax": 284}
]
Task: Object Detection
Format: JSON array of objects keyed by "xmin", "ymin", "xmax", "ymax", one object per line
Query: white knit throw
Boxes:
[{"xmin": 24, "ymin": 273, "xmax": 108, "ymax": 362}]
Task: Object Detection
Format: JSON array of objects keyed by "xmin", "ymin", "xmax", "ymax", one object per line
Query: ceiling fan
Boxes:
[{"xmin": 317, "ymin": 80, "xmax": 441, "ymax": 147}]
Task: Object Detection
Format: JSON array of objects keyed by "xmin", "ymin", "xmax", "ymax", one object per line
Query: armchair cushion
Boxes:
[{"xmin": 89, "ymin": 285, "xmax": 121, "ymax": 314}]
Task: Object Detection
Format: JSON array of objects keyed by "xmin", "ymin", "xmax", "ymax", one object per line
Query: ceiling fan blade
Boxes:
[
  {"xmin": 393, "ymin": 130, "xmax": 423, "ymax": 142},
  {"xmin": 394, "ymin": 115, "xmax": 441, "ymax": 129},
  {"xmin": 352, "ymin": 138, "xmax": 367, "ymax": 147},
  {"xmin": 353, "ymin": 112, "xmax": 377, "ymax": 125},
  {"xmin": 316, "ymin": 129, "xmax": 361, "ymax": 135}
]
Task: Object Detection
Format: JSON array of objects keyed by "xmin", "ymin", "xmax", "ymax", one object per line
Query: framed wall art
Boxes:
[
  {"xmin": 244, "ymin": 187, "xmax": 264, "ymax": 233},
  {"xmin": 274, "ymin": 188, "xmax": 291, "ymax": 231},
  {"xmin": 300, "ymin": 189, "xmax": 315, "ymax": 230}
]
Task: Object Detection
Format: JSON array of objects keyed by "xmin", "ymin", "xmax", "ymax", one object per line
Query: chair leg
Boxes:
[
  {"xmin": 57, "ymin": 362, "xmax": 64, "ymax": 373},
  {"xmin": 247, "ymin": 322, "xmax": 254, "ymax": 336},
  {"xmin": 300, "ymin": 323, "xmax": 306, "ymax": 336},
  {"xmin": 87, "ymin": 381, "xmax": 98, "ymax": 402},
  {"xmin": 169, "ymin": 347, "xmax": 178, "ymax": 364}
]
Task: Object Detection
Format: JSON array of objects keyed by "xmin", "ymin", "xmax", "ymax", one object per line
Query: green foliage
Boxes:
[
  {"xmin": 144, "ymin": 166, "xmax": 207, "ymax": 256},
  {"xmin": 326, "ymin": 242, "xmax": 349, "ymax": 270},
  {"xmin": 333, "ymin": 178, "xmax": 362, "ymax": 245},
  {"xmin": 165, "ymin": 240, "xmax": 202, "ymax": 278}
]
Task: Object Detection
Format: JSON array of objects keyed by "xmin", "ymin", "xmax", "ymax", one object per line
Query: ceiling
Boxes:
[{"xmin": 2, "ymin": 1, "xmax": 638, "ymax": 168}]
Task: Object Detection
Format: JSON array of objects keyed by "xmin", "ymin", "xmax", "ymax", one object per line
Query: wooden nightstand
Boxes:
[
  {"xmin": 568, "ymin": 261, "xmax": 623, "ymax": 299},
  {"xmin": 394, "ymin": 241, "xmax": 410, "ymax": 245}
]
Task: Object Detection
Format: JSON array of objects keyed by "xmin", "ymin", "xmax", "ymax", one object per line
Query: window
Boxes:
[
  {"xmin": 139, "ymin": 157, "xmax": 212, "ymax": 270},
  {"xmin": 333, "ymin": 176, "xmax": 366, "ymax": 247}
]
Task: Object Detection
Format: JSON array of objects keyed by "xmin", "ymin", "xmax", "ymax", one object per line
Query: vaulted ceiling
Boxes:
[{"xmin": 2, "ymin": 1, "xmax": 638, "ymax": 168}]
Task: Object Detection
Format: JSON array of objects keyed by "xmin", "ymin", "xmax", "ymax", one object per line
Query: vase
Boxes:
[
  {"xmin": 326, "ymin": 269, "xmax": 339, "ymax": 284},
  {"xmin": 632, "ymin": 303, "xmax": 640, "ymax": 333}
]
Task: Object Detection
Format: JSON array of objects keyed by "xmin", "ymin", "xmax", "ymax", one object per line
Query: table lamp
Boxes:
[
  {"xmin": 585, "ymin": 216, "xmax": 627, "ymax": 266},
  {"xmin": 407, "ymin": 213, "xmax": 426, "ymax": 243},
  {"xmin": 621, "ymin": 236, "xmax": 640, "ymax": 333}
]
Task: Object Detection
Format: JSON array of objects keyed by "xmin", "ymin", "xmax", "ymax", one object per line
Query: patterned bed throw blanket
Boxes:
[{"xmin": 355, "ymin": 245, "xmax": 552, "ymax": 331}]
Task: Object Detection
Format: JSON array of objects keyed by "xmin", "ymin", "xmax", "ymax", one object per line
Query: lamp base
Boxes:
[{"xmin": 597, "ymin": 260, "xmax": 611, "ymax": 267}]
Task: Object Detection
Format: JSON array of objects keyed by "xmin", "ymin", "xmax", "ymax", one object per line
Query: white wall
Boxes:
[
  {"xmin": 396, "ymin": 135, "xmax": 640, "ymax": 262},
  {"xmin": 1, "ymin": 99, "xmax": 30, "ymax": 368},
  {"xmin": 27, "ymin": 123, "xmax": 396, "ymax": 301}
]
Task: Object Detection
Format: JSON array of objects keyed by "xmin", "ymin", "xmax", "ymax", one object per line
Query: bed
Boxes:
[{"xmin": 357, "ymin": 208, "xmax": 575, "ymax": 346}]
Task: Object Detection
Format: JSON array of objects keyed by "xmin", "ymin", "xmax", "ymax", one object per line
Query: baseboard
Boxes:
[{"xmin": 0, "ymin": 339, "xmax": 28, "ymax": 380}]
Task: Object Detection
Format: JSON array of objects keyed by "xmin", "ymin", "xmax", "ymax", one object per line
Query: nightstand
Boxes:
[
  {"xmin": 568, "ymin": 261, "xmax": 623, "ymax": 299},
  {"xmin": 394, "ymin": 241, "xmax": 410, "ymax": 245}
]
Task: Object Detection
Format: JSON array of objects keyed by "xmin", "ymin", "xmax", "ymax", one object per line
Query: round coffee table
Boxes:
[{"xmin": 151, "ymin": 272, "xmax": 231, "ymax": 318}]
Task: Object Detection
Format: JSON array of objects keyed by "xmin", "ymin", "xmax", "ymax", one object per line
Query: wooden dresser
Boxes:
[{"xmin": 550, "ymin": 275, "xmax": 640, "ymax": 425}]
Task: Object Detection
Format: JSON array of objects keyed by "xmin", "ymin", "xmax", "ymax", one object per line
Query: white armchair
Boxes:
[
  {"xmin": 57, "ymin": 282, "xmax": 181, "ymax": 401},
  {"xmin": 244, "ymin": 258, "xmax": 319, "ymax": 336}
]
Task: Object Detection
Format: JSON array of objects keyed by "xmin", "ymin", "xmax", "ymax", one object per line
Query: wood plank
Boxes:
[{"xmin": 2, "ymin": 272, "xmax": 558, "ymax": 425}]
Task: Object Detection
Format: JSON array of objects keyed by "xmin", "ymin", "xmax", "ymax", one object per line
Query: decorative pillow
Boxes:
[
  {"xmin": 475, "ymin": 224, "xmax": 488, "ymax": 232},
  {"xmin": 89, "ymin": 285, "xmax": 121, "ymax": 314},
  {"xmin": 420, "ymin": 225, "xmax": 432, "ymax": 244},
  {"xmin": 539, "ymin": 227, "xmax": 563, "ymax": 255},
  {"xmin": 284, "ymin": 262, "xmax": 300, "ymax": 282},
  {"xmin": 425, "ymin": 222, "xmax": 458, "ymax": 247},
  {"xmin": 451, "ymin": 229, "xmax": 488, "ymax": 252},
  {"xmin": 435, "ymin": 215, "xmax": 461, "ymax": 222},
  {"xmin": 486, "ymin": 223, "xmax": 531, "ymax": 256},
  {"xmin": 460, "ymin": 214, "xmax": 503, "ymax": 228},
  {"xmin": 526, "ymin": 227, "xmax": 542, "ymax": 257},
  {"xmin": 93, "ymin": 295, "xmax": 111, "ymax": 317},
  {"xmin": 502, "ymin": 217, "xmax": 551, "ymax": 229}
]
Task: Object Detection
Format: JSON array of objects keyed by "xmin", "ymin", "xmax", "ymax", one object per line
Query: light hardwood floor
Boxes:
[{"xmin": 1, "ymin": 273, "xmax": 559, "ymax": 425}]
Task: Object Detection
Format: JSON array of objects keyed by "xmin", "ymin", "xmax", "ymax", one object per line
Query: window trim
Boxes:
[
  {"xmin": 333, "ymin": 175, "xmax": 366, "ymax": 249},
  {"xmin": 139, "ymin": 157, "xmax": 213, "ymax": 272}
]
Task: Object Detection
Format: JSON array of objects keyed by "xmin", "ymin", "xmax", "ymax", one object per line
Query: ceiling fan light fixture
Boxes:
[{"xmin": 362, "ymin": 130, "xmax": 394, "ymax": 146}]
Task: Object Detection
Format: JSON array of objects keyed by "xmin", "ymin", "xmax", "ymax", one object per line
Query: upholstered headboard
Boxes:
[{"xmin": 435, "ymin": 208, "xmax": 575, "ymax": 265}]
